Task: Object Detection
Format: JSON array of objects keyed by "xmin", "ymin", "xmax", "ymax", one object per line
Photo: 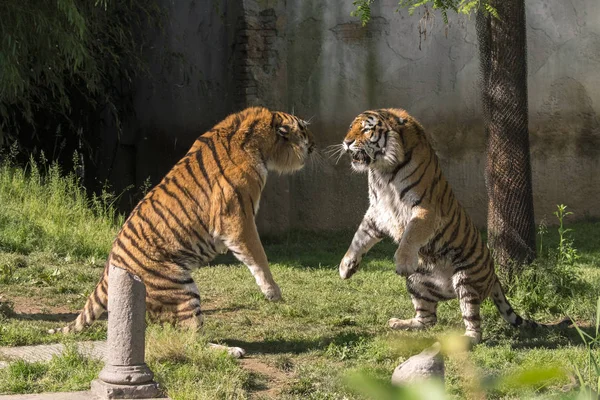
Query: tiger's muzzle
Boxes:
[{"xmin": 350, "ymin": 150, "xmax": 372, "ymax": 166}]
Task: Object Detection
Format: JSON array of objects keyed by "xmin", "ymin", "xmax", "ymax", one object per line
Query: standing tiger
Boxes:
[
  {"xmin": 338, "ymin": 108, "xmax": 559, "ymax": 343},
  {"xmin": 51, "ymin": 107, "xmax": 315, "ymax": 350}
]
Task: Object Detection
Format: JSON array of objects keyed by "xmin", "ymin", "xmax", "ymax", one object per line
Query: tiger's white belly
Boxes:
[
  {"xmin": 370, "ymin": 175, "xmax": 457, "ymax": 298},
  {"xmin": 370, "ymin": 180, "xmax": 412, "ymax": 243}
]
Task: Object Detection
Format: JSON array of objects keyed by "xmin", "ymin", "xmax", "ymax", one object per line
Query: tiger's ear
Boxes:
[{"xmin": 271, "ymin": 112, "xmax": 289, "ymax": 137}]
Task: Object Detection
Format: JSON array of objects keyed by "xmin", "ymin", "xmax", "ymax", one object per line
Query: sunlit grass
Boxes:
[{"xmin": 0, "ymin": 161, "xmax": 599, "ymax": 399}]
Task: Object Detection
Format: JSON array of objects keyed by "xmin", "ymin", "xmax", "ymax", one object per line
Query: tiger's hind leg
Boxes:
[
  {"xmin": 389, "ymin": 276, "xmax": 438, "ymax": 330},
  {"xmin": 454, "ymin": 283, "xmax": 483, "ymax": 344},
  {"xmin": 146, "ymin": 277, "xmax": 204, "ymax": 329},
  {"xmin": 146, "ymin": 277, "xmax": 246, "ymax": 358}
]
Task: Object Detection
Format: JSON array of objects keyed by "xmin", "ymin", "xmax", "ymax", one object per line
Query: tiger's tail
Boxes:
[
  {"xmin": 490, "ymin": 277, "xmax": 571, "ymax": 329},
  {"xmin": 48, "ymin": 263, "xmax": 109, "ymax": 334}
]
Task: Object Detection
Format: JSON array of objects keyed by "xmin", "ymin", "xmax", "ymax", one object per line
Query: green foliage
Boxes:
[
  {"xmin": 0, "ymin": 163, "xmax": 599, "ymax": 398},
  {"xmin": 351, "ymin": 0, "xmax": 376, "ymax": 26},
  {"xmin": 0, "ymin": 0, "xmax": 163, "ymax": 146},
  {"xmin": 0, "ymin": 151, "xmax": 123, "ymax": 258},
  {"xmin": 0, "ymin": 345, "xmax": 102, "ymax": 394},
  {"xmin": 504, "ymin": 205, "xmax": 587, "ymax": 318},
  {"xmin": 554, "ymin": 204, "xmax": 580, "ymax": 267},
  {"xmin": 352, "ymin": 0, "xmax": 498, "ymax": 26},
  {"xmin": 572, "ymin": 298, "xmax": 600, "ymax": 398}
]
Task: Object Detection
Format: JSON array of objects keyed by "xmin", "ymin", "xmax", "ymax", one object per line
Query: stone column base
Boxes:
[{"xmin": 91, "ymin": 379, "xmax": 161, "ymax": 399}]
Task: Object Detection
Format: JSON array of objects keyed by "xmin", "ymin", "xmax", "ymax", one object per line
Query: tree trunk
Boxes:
[{"xmin": 476, "ymin": 0, "xmax": 536, "ymax": 275}]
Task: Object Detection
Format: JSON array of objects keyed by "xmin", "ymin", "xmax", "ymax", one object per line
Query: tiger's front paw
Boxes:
[
  {"xmin": 262, "ymin": 283, "xmax": 282, "ymax": 301},
  {"xmin": 394, "ymin": 249, "xmax": 419, "ymax": 277},
  {"xmin": 339, "ymin": 255, "xmax": 361, "ymax": 279}
]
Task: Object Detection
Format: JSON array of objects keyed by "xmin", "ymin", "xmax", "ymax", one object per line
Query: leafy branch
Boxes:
[{"xmin": 352, "ymin": 0, "xmax": 498, "ymax": 26}]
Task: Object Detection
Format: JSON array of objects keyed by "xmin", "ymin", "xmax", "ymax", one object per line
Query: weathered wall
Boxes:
[
  {"xmin": 120, "ymin": 0, "xmax": 600, "ymax": 232},
  {"xmin": 251, "ymin": 0, "xmax": 600, "ymax": 232},
  {"xmin": 96, "ymin": 0, "xmax": 242, "ymax": 208}
]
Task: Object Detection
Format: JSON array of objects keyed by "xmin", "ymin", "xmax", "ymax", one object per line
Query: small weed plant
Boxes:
[
  {"xmin": 554, "ymin": 204, "xmax": 580, "ymax": 266},
  {"xmin": 504, "ymin": 204, "xmax": 585, "ymax": 317}
]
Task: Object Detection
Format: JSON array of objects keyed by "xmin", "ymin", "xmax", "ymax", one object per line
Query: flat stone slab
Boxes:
[
  {"xmin": 0, "ymin": 341, "xmax": 107, "ymax": 366},
  {"xmin": 0, "ymin": 391, "xmax": 168, "ymax": 400}
]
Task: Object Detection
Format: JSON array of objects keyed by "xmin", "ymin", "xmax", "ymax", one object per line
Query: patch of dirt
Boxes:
[
  {"xmin": 240, "ymin": 357, "xmax": 290, "ymax": 399},
  {"xmin": 0, "ymin": 293, "xmax": 79, "ymax": 322}
]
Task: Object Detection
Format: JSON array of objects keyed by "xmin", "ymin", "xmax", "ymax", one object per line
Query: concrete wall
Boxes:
[
  {"xmin": 96, "ymin": 0, "xmax": 242, "ymax": 208},
  {"xmin": 124, "ymin": 0, "xmax": 600, "ymax": 232}
]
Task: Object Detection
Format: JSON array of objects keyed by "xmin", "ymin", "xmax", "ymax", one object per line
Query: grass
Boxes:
[{"xmin": 0, "ymin": 161, "xmax": 600, "ymax": 399}]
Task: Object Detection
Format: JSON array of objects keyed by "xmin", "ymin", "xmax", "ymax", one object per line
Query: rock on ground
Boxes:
[{"xmin": 391, "ymin": 341, "xmax": 445, "ymax": 385}]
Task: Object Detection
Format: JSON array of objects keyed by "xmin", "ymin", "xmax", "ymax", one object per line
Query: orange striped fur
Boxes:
[
  {"xmin": 54, "ymin": 107, "xmax": 314, "ymax": 335},
  {"xmin": 338, "ymin": 108, "xmax": 566, "ymax": 343}
]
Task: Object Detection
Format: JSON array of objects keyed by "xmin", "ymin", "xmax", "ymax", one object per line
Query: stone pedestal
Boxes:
[{"xmin": 91, "ymin": 265, "xmax": 160, "ymax": 399}]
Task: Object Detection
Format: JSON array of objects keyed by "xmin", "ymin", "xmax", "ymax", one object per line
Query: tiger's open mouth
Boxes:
[{"xmin": 351, "ymin": 151, "xmax": 371, "ymax": 165}]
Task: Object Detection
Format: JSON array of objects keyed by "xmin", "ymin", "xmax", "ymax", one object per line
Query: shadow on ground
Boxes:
[{"xmin": 218, "ymin": 330, "xmax": 376, "ymax": 355}]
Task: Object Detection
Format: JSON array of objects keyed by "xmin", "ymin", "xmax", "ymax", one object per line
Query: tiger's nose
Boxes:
[{"xmin": 343, "ymin": 139, "xmax": 355, "ymax": 150}]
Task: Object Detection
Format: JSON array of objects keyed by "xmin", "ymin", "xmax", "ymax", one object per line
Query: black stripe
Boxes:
[
  {"xmin": 198, "ymin": 137, "xmax": 247, "ymax": 217},
  {"xmin": 470, "ymin": 265, "xmax": 495, "ymax": 287},
  {"xmin": 225, "ymin": 115, "xmax": 243, "ymax": 148},
  {"xmin": 406, "ymin": 281, "xmax": 438, "ymax": 303},
  {"xmin": 134, "ymin": 215, "xmax": 164, "ymax": 250},
  {"xmin": 426, "ymin": 164, "xmax": 442, "ymax": 201},
  {"xmin": 415, "ymin": 308, "xmax": 434, "ymax": 313},
  {"xmin": 184, "ymin": 161, "xmax": 209, "ymax": 200},
  {"xmin": 159, "ymin": 180, "xmax": 196, "ymax": 224},
  {"xmin": 453, "ymin": 228, "xmax": 480, "ymax": 264},
  {"xmin": 439, "ymin": 210, "xmax": 465, "ymax": 257},
  {"xmin": 409, "ymin": 291, "xmax": 438, "ymax": 303},
  {"xmin": 153, "ymin": 199, "xmax": 206, "ymax": 247},
  {"xmin": 136, "ymin": 205, "xmax": 166, "ymax": 242},
  {"xmin": 192, "ymin": 151, "xmax": 211, "ymax": 185},
  {"xmin": 92, "ymin": 288, "xmax": 106, "ymax": 309},
  {"xmin": 454, "ymin": 246, "xmax": 487, "ymax": 273},
  {"xmin": 365, "ymin": 219, "xmax": 385, "ymax": 239},
  {"xmin": 148, "ymin": 199, "xmax": 190, "ymax": 249},
  {"xmin": 430, "ymin": 208, "xmax": 459, "ymax": 250},
  {"xmin": 113, "ymin": 242, "xmax": 193, "ymax": 286},
  {"xmin": 439, "ymin": 180, "xmax": 450, "ymax": 206},
  {"xmin": 400, "ymin": 160, "xmax": 430, "ymax": 200},
  {"xmin": 126, "ymin": 220, "xmax": 142, "ymax": 241},
  {"xmin": 241, "ymin": 120, "xmax": 260, "ymax": 150},
  {"xmin": 170, "ymin": 174, "xmax": 210, "ymax": 234},
  {"xmin": 121, "ymin": 230, "xmax": 162, "ymax": 263},
  {"xmin": 178, "ymin": 307, "xmax": 203, "ymax": 321},
  {"xmin": 463, "ymin": 315, "xmax": 481, "ymax": 322},
  {"xmin": 401, "ymin": 156, "xmax": 427, "ymax": 184},
  {"xmin": 412, "ymin": 187, "xmax": 428, "ymax": 207},
  {"xmin": 388, "ymin": 148, "xmax": 414, "ymax": 183},
  {"xmin": 465, "ymin": 249, "xmax": 491, "ymax": 276},
  {"xmin": 421, "ymin": 281, "xmax": 439, "ymax": 291},
  {"xmin": 248, "ymin": 193, "xmax": 256, "ymax": 215}
]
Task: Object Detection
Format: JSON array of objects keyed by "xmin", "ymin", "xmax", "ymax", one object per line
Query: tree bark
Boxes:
[{"xmin": 476, "ymin": 0, "xmax": 536, "ymax": 275}]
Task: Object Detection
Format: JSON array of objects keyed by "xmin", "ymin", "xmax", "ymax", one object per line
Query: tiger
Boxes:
[
  {"xmin": 337, "ymin": 108, "xmax": 564, "ymax": 343},
  {"xmin": 50, "ymin": 106, "xmax": 315, "ymax": 355}
]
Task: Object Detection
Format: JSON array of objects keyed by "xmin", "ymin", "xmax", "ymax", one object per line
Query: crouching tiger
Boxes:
[
  {"xmin": 337, "ymin": 108, "xmax": 567, "ymax": 343},
  {"xmin": 50, "ymin": 107, "xmax": 315, "ymax": 355}
]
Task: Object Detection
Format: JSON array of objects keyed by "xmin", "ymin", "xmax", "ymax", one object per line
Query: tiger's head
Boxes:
[
  {"xmin": 342, "ymin": 109, "xmax": 408, "ymax": 173},
  {"xmin": 267, "ymin": 111, "xmax": 316, "ymax": 173}
]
